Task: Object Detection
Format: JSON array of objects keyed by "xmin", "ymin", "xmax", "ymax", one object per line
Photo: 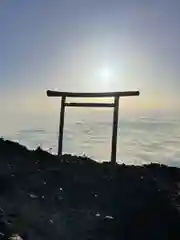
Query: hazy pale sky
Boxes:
[{"xmin": 0, "ymin": 0, "xmax": 180, "ymax": 118}]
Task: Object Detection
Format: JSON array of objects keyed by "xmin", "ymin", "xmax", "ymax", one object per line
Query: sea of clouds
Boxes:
[{"xmin": 2, "ymin": 110, "xmax": 180, "ymax": 167}]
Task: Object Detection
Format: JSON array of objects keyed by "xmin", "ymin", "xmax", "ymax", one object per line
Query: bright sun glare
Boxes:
[
  {"xmin": 97, "ymin": 68, "xmax": 113, "ymax": 86},
  {"xmin": 99, "ymin": 68, "xmax": 111, "ymax": 79},
  {"xmin": 96, "ymin": 67, "xmax": 116, "ymax": 91}
]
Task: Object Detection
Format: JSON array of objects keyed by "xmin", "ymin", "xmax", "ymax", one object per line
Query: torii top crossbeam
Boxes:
[
  {"xmin": 47, "ymin": 90, "xmax": 139, "ymax": 98},
  {"xmin": 47, "ymin": 90, "xmax": 140, "ymax": 164}
]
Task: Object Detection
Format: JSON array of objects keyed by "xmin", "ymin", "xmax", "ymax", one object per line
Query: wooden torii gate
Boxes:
[{"xmin": 47, "ymin": 90, "xmax": 140, "ymax": 164}]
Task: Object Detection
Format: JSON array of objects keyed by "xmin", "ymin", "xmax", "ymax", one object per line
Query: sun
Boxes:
[
  {"xmin": 98, "ymin": 68, "xmax": 112, "ymax": 80},
  {"xmin": 95, "ymin": 67, "xmax": 115, "ymax": 90}
]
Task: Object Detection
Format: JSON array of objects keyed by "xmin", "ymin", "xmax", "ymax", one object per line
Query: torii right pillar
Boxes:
[{"xmin": 110, "ymin": 91, "xmax": 140, "ymax": 165}]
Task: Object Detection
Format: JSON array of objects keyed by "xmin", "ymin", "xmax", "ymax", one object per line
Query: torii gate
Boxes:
[{"xmin": 47, "ymin": 90, "xmax": 140, "ymax": 165}]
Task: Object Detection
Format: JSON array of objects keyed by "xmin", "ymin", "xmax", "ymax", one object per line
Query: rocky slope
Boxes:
[{"xmin": 0, "ymin": 138, "xmax": 180, "ymax": 239}]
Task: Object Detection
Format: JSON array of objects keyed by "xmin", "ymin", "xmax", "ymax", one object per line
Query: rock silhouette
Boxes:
[{"xmin": 0, "ymin": 138, "xmax": 180, "ymax": 239}]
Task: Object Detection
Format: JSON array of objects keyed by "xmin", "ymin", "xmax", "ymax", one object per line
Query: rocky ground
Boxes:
[{"xmin": 0, "ymin": 138, "xmax": 180, "ymax": 239}]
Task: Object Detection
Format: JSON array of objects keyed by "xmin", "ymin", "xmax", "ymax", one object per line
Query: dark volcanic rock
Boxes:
[{"xmin": 0, "ymin": 139, "xmax": 180, "ymax": 239}]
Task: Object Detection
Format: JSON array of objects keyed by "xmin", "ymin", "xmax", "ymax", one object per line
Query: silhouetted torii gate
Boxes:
[{"xmin": 47, "ymin": 90, "xmax": 140, "ymax": 165}]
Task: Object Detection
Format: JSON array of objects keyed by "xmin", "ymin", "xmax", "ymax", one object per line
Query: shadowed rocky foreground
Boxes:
[{"xmin": 0, "ymin": 138, "xmax": 180, "ymax": 239}]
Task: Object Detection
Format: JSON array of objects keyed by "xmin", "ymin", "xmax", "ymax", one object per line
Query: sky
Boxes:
[{"xmin": 0, "ymin": 0, "xmax": 180, "ymax": 122}]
